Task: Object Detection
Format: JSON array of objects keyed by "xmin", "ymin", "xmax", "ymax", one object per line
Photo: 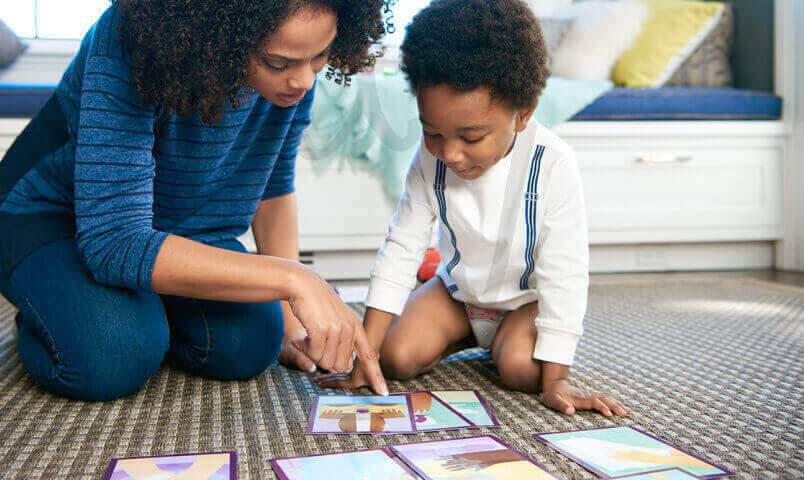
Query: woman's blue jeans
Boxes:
[{"xmin": 1, "ymin": 237, "xmax": 284, "ymax": 402}]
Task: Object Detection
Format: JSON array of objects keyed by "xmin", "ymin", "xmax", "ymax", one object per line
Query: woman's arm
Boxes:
[
  {"xmin": 150, "ymin": 233, "xmax": 386, "ymax": 389},
  {"xmin": 252, "ymin": 193, "xmax": 316, "ymax": 372}
]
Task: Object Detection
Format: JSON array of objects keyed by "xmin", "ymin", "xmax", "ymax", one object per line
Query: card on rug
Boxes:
[
  {"xmin": 312, "ymin": 372, "xmax": 351, "ymax": 385},
  {"xmin": 430, "ymin": 390, "xmax": 499, "ymax": 427},
  {"xmin": 534, "ymin": 426, "xmax": 735, "ymax": 479},
  {"xmin": 390, "ymin": 435, "xmax": 558, "ymax": 479},
  {"xmin": 407, "ymin": 391, "xmax": 473, "ymax": 432},
  {"xmin": 618, "ymin": 469, "xmax": 702, "ymax": 479},
  {"xmin": 104, "ymin": 451, "xmax": 236, "ymax": 480},
  {"xmin": 270, "ymin": 448, "xmax": 419, "ymax": 480},
  {"xmin": 307, "ymin": 395, "xmax": 416, "ymax": 434}
]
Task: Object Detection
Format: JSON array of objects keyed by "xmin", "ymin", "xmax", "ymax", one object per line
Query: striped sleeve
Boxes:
[
  {"xmin": 73, "ymin": 10, "xmax": 168, "ymax": 291},
  {"xmin": 262, "ymin": 82, "xmax": 316, "ymax": 200}
]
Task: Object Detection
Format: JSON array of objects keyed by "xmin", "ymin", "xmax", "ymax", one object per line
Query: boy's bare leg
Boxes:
[
  {"xmin": 381, "ymin": 277, "xmax": 473, "ymax": 380},
  {"xmin": 491, "ymin": 301, "xmax": 541, "ymax": 393}
]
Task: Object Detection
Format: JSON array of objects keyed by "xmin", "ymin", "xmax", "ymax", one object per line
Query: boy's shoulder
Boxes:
[{"xmin": 528, "ymin": 121, "xmax": 576, "ymax": 166}]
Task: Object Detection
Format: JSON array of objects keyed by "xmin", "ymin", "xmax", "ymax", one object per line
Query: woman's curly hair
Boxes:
[
  {"xmin": 400, "ymin": 0, "xmax": 548, "ymax": 110},
  {"xmin": 112, "ymin": 0, "xmax": 395, "ymax": 123}
]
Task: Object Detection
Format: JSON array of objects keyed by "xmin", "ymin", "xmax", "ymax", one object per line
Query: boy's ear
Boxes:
[{"xmin": 515, "ymin": 100, "xmax": 538, "ymax": 132}]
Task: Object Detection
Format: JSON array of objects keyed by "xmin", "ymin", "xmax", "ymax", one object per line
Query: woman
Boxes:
[{"xmin": 0, "ymin": 0, "xmax": 390, "ymax": 401}]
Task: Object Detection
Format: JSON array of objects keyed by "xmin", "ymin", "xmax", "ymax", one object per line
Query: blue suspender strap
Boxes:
[{"xmin": 519, "ymin": 145, "xmax": 545, "ymax": 290}]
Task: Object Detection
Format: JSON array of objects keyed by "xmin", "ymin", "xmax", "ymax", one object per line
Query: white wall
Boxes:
[{"xmin": 527, "ymin": 0, "xmax": 573, "ymax": 16}]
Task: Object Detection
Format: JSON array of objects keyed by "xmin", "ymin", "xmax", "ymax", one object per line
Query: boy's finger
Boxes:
[
  {"xmin": 543, "ymin": 392, "xmax": 575, "ymax": 416},
  {"xmin": 598, "ymin": 395, "xmax": 628, "ymax": 416},
  {"xmin": 590, "ymin": 397, "xmax": 612, "ymax": 417},
  {"xmin": 353, "ymin": 331, "xmax": 388, "ymax": 396}
]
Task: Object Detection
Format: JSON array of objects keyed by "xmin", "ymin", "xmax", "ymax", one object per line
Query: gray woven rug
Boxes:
[{"xmin": 0, "ymin": 274, "xmax": 801, "ymax": 479}]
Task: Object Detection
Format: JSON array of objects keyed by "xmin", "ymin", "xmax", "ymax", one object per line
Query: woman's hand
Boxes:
[
  {"xmin": 541, "ymin": 379, "xmax": 630, "ymax": 417},
  {"xmin": 316, "ymin": 357, "xmax": 388, "ymax": 396},
  {"xmin": 286, "ymin": 264, "xmax": 388, "ymax": 395}
]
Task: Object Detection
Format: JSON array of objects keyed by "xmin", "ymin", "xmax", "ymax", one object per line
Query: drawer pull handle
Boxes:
[{"xmin": 635, "ymin": 155, "xmax": 693, "ymax": 164}]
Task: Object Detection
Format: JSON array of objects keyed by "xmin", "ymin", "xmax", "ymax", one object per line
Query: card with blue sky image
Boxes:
[
  {"xmin": 270, "ymin": 448, "xmax": 419, "ymax": 480},
  {"xmin": 103, "ymin": 451, "xmax": 236, "ymax": 479},
  {"xmin": 404, "ymin": 391, "xmax": 473, "ymax": 432},
  {"xmin": 390, "ymin": 435, "xmax": 558, "ymax": 479},
  {"xmin": 306, "ymin": 394, "xmax": 416, "ymax": 434},
  {"xmin": 617, "ymin": 469, "xmax": 704, "ymax": 479},
  {"xmin": 430, "ymin": 390, "xmax": 500, "ymax": 428},
  {"xmin": 534, "ymin": 426, "xmax": 735, "ymax": 479}
]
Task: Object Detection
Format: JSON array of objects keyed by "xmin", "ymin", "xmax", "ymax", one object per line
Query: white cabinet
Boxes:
[
  {"xmin": 576, "ymin": 146, "xmax": 783, "ymax": 244},
  {"xmin": 1, "ymin": 118, "xmax": 789, "ymax": 278}
]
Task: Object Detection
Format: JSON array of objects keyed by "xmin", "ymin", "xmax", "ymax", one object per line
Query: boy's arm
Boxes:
[
  {"xmin": 531, "ymin": 151, "xmax": 589, "ymax": 369},
  {"xmin": 318, "ymin": 148, "xmax": 436, "ymax": 391},
  {"xmin": 365, "ymin": 147, "xmax": 437, "ymax": 340},
  {"xmin": 532, "ymin": 150, "xmax": 628, "ymax": 417}
]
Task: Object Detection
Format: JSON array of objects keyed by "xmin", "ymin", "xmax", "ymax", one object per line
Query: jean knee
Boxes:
[
  {"xmin": 191, "ymin": 300, "xmax": 284, "ymax": 381},
  {"xmin": 16, "ymin": 293, "xmax": 169, "ymax": 402}
]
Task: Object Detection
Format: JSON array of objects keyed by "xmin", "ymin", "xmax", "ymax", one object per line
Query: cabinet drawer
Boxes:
[{"xmin": 576, "ymin": 147, "xmax": 784, "ymax": 243}]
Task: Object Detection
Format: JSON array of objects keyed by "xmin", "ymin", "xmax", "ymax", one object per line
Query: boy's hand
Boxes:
[
  {"xmin": 316, "ymin": 358, "xmax": 388, "ymax": 396},
  {"xmin": 541, "ymin": 379, "xmax": 630, "ymax": 417}
]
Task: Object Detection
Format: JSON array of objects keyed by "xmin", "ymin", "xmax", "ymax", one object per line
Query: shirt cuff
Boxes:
[
  {"xmin": 365, "ymin": 277, "xmax": 413, "ymax": 316},
  {"xmin": 533, "ymin": 328, "xmax": 580, "ymax": 366}
]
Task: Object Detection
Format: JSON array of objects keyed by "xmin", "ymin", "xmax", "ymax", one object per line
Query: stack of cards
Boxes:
[
  {"xmin": 271, "ymin": 434, "xmax": 557, "ymax": 480},
  {"xmin": 306, "ymin": 391, "xmax": 499, "ymax": 435},
  {"xmin": 534, "ymin": 426, "xmax": 735, "ymax": 479},
  {"xmin": 104, "ymin": 451, "xmax": 236, "ymax": 479}
]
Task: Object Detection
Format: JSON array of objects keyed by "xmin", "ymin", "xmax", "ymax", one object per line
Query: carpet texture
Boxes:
[{"xmin": 0, "ymin": 275, "xmax": 801, "ymax": 479}]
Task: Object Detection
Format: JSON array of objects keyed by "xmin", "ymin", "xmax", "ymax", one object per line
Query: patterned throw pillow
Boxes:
[
  {"xmin": 665, "ymin": 4, "xmax": 734, "ymax": 87},
  {"xmin": 612, "ymin": 0, "xmax": 726, "ymax": 88},
  {"xmin": 0, "ymin": 19, "xmax": 27, "ymax": 68}
]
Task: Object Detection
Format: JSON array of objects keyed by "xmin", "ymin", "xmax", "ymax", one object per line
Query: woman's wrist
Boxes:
[{"xmin": 260, "ymin": 254, "xmax": 307, "ymax": 302}]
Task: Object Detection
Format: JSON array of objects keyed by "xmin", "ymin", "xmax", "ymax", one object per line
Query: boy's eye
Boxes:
[
  {"xmin": 424, "ymin": 131, "xmax": 441, "ymax": 139},
  {"xmin": 462, "ymin": 136, "xmax": 485, "ymax": 144}
]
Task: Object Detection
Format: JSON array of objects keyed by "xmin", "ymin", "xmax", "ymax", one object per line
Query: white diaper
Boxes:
[{"xmin": 465, "ymin": 305, "xmax": 506, "ymax": 349}]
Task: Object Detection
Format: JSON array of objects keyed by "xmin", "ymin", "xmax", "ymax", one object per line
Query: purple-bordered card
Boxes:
[
  {"xmin": 533, "ymin": 426, "xmax": 735, "ymax": 479},
  {"xmin": 430, "ymin": 390, "xmax": 500, "ymax": 427},
  {"xmin": 306, "ymin": 394, "xmax": 417, "ymax": 435},
  {"xmin": 401, "ymin": 391, "xmax": 475, "ymax": 432},
  {"xmin": 103, "ymin": 451, "xmax": 237, "ymax": 479},
  {"xmin": 269, "ymin": 447, "xmax": 420, "ymax": 480},
  {"xmin": 616, "ymin": 468, "xmax": 704, "ymax": 479},
  {"xmin": 390, "ymin": 434, "xmax": 559, "ymax": 479}
]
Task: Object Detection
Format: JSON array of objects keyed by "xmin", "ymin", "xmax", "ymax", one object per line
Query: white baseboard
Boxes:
[
  {"xmin": 272, "ymin": 241, "xmax": 777, "ymax": 281},
  {"xmin": 589, "ymin": 242, "xmax": 775, "ymax": 273}
]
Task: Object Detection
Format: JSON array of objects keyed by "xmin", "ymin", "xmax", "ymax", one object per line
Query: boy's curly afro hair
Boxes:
[
  {"xmin": 112, "ymin": 0, "xmax": 395, "ymax": 123},
  {"xmin": 400, "ymin": 0, "xmax": 548, "ymax": 110}
]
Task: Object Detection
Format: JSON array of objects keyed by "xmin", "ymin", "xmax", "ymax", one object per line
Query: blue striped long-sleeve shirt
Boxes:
[{"xmin": 0, "ymin": 6, "xmax": 314, "ymax": 291}]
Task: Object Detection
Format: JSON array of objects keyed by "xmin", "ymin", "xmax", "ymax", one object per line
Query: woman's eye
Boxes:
[{"xmin": 266, "ymin": 63, "xmax": 288, "ymax": 72}]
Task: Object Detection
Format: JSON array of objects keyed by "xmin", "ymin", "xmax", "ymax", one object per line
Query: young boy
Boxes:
[{"xmin": 322, "ymin": 0, "xmax": 628, "ymax": 417}]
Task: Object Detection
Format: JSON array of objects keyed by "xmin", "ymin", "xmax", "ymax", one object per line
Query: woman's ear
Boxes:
[{"xmin": 514, "ymin": 100, "xmax": 538, "ymax": 132}]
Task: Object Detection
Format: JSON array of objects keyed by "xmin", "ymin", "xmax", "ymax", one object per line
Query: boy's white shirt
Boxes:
[{"xmin": 366, "ymin": 121, "xmax": 589, "ymax": 366}]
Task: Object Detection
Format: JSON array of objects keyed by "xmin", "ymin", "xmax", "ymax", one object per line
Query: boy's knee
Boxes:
[
  {"xmin": 495, "ymin": 350, "xmax": 541, "ymax": 393},
  {"xmin": 380, "ymin": 345, "xmax": 423, "ymax": 380}
]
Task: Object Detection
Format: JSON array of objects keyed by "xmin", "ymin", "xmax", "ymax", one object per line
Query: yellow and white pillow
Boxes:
[{"xmin": 612, "ymin": 0, "xmax": 726, "ymax": 88}]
